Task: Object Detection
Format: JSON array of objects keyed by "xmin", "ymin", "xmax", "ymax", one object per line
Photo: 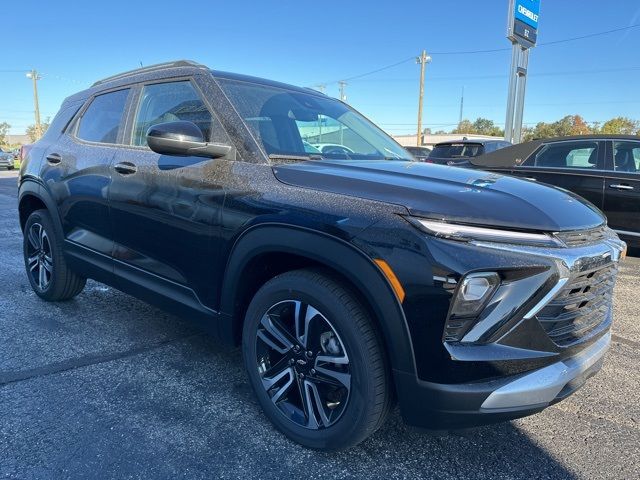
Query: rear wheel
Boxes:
[
  {"xmin": 23, "ymin": 210, "xmax": 86, "ymax": 301},
  {"xmin": 242, "ymin": 269, "xmax": 391, "ymax": 450}
]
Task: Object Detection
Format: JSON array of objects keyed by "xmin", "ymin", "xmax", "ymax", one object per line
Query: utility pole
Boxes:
[
  {"xmin": 26, "ymin": 69, "xmax": 42, "ymax": 140},
  {"xmin": 315, "ymin": 84, "xmax": 326, "ymax": 94},
  {"xmin": 458, "ymin": 86, "xmax": 465, "ymax": 125},
  {"xmin": 338, "ymin": 81, "xmax": 347, "ymax": 102},
  {"xmin": 415, "ymin": 50, "xmax": 431, "ymax": 146}
]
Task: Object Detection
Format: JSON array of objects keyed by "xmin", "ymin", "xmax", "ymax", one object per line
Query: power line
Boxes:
[
  {"xmin": 348, "ymin": 65, "xmax": 640, "ymax": 83},
  {"xmin": 430, "ymin": 23, "xmax": 640, "ymax": 55},
  {"xmin": 313, "ymin": 23, "xmax": 640, "ymax": 85},
  {"xmin": 539, "ymin": 23, "xmax": 640, "ymax": 46},
  {"xmin": 315, "ymin": 56, "xmax": 415, "ymax": 86}
]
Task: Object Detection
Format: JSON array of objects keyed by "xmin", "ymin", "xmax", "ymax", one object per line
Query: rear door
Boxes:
[
  {"xmin": 602, "ymin": 140, "xmax": 640, "ymax": 245},
  {"xmin": 42, "ymin": 88, "xmax": 131, "ymax": 261},
  {"xmin": 509, "ymin": 139, "xmax": 606, "ymax": 210}
]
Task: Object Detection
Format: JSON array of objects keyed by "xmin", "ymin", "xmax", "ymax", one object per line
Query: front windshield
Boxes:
[{"xmin": 218, "ymin": 78, "xmax": 411, "ymax": 161}]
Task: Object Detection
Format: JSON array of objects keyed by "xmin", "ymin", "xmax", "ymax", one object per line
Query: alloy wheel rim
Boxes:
[
  {"xmin": 255, "ymin": 300, "xmax": 351, "ymax": 430},
  {"xmin": 26, "ymin": 223, "xmax": 53, "ymax": 291}
]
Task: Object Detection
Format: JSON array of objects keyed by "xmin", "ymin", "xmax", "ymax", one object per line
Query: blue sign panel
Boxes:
[{"xmin": 515, "ymin": 0, "xmax": 540, "ymax": 29}]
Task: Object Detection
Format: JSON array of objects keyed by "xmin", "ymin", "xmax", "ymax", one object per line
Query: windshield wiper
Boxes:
[{"xmin": 268, "ymin": 153, "xmax": 324, "ymax": 164}]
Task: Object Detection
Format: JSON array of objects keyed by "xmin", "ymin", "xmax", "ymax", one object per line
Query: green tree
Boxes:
[
  {"xmin": 452, "ymin": 119, "xmax": 477, "ymax": 134},
  {"xmin": 472, "ymin": 118, "xmax": 504, "ymax": 136},
  {"xmin": 0, "ymin": 122, "xmax": 10, "ymax": 146},
  {"xmin": 26, "ymin": 118, "xmax": 50, "ymax": 143},
  {"xmin": 525, "ymin": 115, "xmax": 593, "ymax": 140},
  {"xmin": 452, "ymin": 118, "xmax": 503, "ymax": 137},
  {"xmin": 600, "ymin": 117, "xmax": 639, "ymax": 135}
]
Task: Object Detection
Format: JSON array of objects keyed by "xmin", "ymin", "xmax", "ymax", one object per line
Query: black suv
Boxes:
[
  {"xmin": 428, "ymin": 139, "xmax": 512, "ymax": 165},
  {"xmin": 18, "ymin": 61, "xmax": 626, "ymax": 450}
]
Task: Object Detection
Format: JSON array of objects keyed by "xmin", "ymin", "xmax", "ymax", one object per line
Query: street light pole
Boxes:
[
  {"xmin": 416, "ymin": 50, "xmax": 431, "ymax": 146},
  {"xmin": 338, "ymin": 81, "xmax": 347, "ymax": 144},
  {"xmin": 338, "ymin": 81, "xmax": 347, "ymax": 102},
  {"xmin": 26, "ymin": 70, "xmax": 42, "ymax": 140}
]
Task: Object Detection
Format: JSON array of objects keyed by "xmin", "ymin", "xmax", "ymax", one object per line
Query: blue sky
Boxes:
[{"xmin": 2, "ymin": 0, "xmax": 639, "ymax": 135}]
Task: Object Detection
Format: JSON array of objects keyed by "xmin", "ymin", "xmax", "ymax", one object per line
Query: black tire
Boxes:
[
  {"xmin": 7, "ymin": 166, "xmax": 14, "ymax": 171},
  {"xmin": 23, "ymin": 209, "xmax": 86, "ymax": 301},
  {"xmin": 242, "ymin": 268, "xmax": 391, "ymax": 450}
]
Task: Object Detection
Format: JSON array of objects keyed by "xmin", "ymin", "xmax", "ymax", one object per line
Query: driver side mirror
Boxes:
[{"xmin": 146, "ymin": 121, "xmax": 233, "ymax": 159}]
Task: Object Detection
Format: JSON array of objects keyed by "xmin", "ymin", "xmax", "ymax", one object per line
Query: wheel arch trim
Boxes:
[
  {"xmin": 219, "ymin": 223, "xmax": 417, "ymax": 375},
  {"xmin": 18, "ymin": 180, "xmax": 64, "ymax": 240}
]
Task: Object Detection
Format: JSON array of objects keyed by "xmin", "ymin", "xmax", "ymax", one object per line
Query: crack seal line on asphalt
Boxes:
[
  {"xmin": 0, "ymin": 333, "xmax": 201, "ymax": 387},
  {"xmin": 611, "ymin": 334, "xmax": 640, "ymax": 349}
]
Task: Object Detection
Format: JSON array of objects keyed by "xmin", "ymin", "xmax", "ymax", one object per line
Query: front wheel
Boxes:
[{"xmin": 242, "ymin": 269, "xmax": 391, "ymax": 450}]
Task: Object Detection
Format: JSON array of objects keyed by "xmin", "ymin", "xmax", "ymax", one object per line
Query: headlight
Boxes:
[{"xmin": 408, "ymin": 218, "xmax": 564, "ymax": 248}]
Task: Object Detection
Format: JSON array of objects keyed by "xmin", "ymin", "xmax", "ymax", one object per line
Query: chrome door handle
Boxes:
[
  {"xmin": 609, "ymin": 184, "xmax": 634, "ymax": 191},
  {"xmin": 46, "ymin": 153, "xmax": 62, "ymax": 165},
  {"xmin": 114, "ymin": 162, "xmax": 137, "ymax": 175}
]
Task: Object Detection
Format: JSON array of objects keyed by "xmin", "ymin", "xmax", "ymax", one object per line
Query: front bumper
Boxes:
[
  {"xmin": 393, "ymin": 229, "xmax": 625, "ymax": 429},
  {"xmin": 396, "ymin": 331, "xmax": 610, "ymax": 429}
]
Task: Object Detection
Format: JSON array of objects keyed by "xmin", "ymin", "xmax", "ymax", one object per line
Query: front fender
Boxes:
[{"xmin": 219, "ymin": 223, "xmax": 417, "ymax": 376}]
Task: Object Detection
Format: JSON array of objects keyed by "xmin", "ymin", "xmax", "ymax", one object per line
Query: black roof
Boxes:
[
  {"xmin": 433, "ymin": 139, "xmax": 505, "ymax": 147},
  {"xmin": 65, "ymin": 59, "xmax": 325, "ymax": 104}
]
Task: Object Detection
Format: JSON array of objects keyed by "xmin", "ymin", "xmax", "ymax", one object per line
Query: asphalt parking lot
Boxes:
[{"xmin": 0, "ymin": 169, "xmax": 638, "ymax": 480}]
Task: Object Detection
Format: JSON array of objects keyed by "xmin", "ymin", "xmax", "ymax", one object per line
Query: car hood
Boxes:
[{"xmin": 273, "ymin": 160, "xmax": 605, "ymax": 232}]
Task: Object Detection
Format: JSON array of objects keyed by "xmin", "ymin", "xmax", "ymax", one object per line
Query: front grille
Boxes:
[
  {"xmin": 555, "ymin": 226, "xmax": 609, "ymax": 248},
  {"xmin": 537, "ymin": 262, "xmax": 617, "ymax": 347}
]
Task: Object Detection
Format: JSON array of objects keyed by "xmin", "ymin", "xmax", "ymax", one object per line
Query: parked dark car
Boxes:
[
  {"xmin": 404, "ymin": 145, "xmax": 432, "ymax": 162},
  {"xmin": 428, "ymin": 139, "xmax": 512, "ymax": 165},
  {"xmin": 18, "ymin": 61, "xmax": 626, "ymax": 450},
  {"xmin": 468, "ymin": 135, "xmax": 640, "ymax": 249}
]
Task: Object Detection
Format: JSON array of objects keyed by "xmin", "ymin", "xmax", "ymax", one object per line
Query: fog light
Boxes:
[
  {"xmin": 444, "ymin": 272, "xmax": 500, "ymax": 342},
  {"xmin": 450, "ymin": 272, "xmax": 500, "ymax": 318}
]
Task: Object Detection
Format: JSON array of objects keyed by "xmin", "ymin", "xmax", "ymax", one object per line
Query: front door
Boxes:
[
  {"xmin": 109, "ymin": 79, "xmax": 231, "ymax": 309},
  {"xmin": 603, "ymin": 140, "xmax": 640, "ymax": 247}
]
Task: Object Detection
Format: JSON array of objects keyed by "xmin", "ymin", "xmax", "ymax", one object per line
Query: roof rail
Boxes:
[{"xmin": 92, "ymin": 60, "xmax": 206, "ymax": 87}]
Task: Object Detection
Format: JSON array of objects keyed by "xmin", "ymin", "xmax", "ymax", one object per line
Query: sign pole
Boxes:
[
  {"xmin": 504, "ymin": 44, "xmax": 520, "ymax": 143},
  {"xmin": 512, "ymin": 47, "xmax": 530, "ymax": 142},
  {"xmin": 504, "ymin": 0, "xmax": 540, "ymax": 143}
]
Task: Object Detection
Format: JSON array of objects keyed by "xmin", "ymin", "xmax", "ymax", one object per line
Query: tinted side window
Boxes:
[
  {"xmin": 612, "ymin": 141, "xmax": 640, "ymax": 173},
  {"xmin": 531, "ymin": 141, "xmax": 599, "ymax": 169},
  {"xmin": 132, "ymin": 81, "xmax": 214, "ymax": 146},
  {"xmin": 76, "ymin": 89, "xmax": 130, "ymax": 144}
]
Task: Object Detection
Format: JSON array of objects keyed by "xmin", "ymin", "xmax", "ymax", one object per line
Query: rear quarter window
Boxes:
[{"xmin": 76, "ymin": 89, "xmax": 130, "ymax": 144}]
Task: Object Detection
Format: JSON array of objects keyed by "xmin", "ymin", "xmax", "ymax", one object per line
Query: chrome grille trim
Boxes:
[
  {"xmin": 554, "ymin": 226, "xmax": 610, "ymax": 248},
  {"xmin": 537, "ymin": 262, "xmax": 617, "ymax": 346}
]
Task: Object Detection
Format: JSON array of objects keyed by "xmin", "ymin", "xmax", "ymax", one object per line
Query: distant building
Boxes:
[
  {"xmin": 4, "ymin": 134, "xmax": 30, "ymax": 146},
  {"xmin": 393, "ymin": 133, "xmax": 504, "ymax": 148}
]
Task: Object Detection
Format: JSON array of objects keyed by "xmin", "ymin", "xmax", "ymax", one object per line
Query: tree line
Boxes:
[
  {"xmin": 446, "ymin": 115, "xmax": 640, "ymax": 141},
  {"xmin": 0, "ymin": 120, "xmax": 50, "ymax": 146}
]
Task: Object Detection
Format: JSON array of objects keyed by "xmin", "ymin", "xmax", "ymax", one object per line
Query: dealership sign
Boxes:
[{"xmin": 508, "ymin": 0, "xmax": 540, "ymax": 47}]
